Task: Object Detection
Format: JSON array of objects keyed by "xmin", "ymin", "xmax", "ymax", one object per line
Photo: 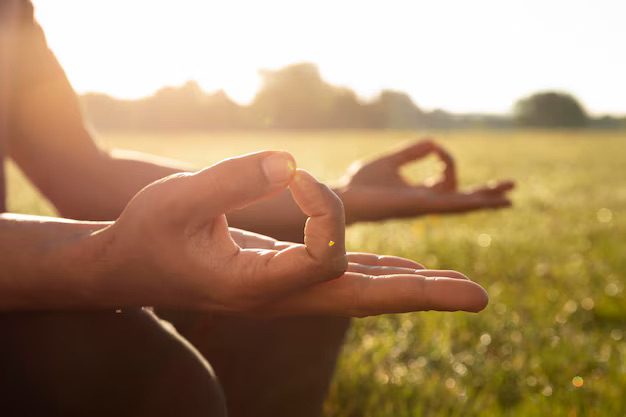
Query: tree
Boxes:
[
  {"xmin": 513, "ymin": 91, "xmax": 588, "ymax": 128},
  {"xmin": 82, "ymin": 82, "xmax": 241, "ymax": 130},
  {"xmin": 366, "ymin": 90, "xmax": 424, "ymax": 129},
  {"xmin": 249, "ymin": 63, "xmax": 338, "ymax": 128}
]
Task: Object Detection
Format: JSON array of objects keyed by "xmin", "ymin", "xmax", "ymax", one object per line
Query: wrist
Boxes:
[{"xmin": 46, "ymin": 220, "xmax": 117, "ymax": 308}]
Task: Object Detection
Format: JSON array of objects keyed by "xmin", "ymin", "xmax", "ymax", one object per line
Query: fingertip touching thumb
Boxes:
[{"xmin": 262, "ymin": 152, "xmax": 297, "ymax": 184}]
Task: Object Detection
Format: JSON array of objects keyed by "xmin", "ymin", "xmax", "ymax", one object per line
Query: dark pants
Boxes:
[{"xmin": 0, "ymin": 309, "xmax": 350, "ymax": 417}]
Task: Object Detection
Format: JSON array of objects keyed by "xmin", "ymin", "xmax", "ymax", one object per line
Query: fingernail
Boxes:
[{"xmin": 262, "ymin": 153, "xmax": 295, "ymax": 183}]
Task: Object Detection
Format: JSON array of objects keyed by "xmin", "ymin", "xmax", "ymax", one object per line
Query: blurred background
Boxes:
[
  {"xmin": 11, "ymin": 1, "xmax": 626, "ymax": 416},
  {"xmin": 32, "ymin": 0, "xmax": 626, "ymax": 130}
]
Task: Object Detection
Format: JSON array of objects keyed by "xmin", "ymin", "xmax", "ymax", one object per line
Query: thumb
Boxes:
[
  {"xmin": 430, "ymin": 147, "xmax": 458, "ymax": 192},
  {"xmin": 180, "ymin": 151, "xmax": 296, "ymax": 219}
]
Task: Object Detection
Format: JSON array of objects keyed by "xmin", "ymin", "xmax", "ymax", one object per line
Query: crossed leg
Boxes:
[
  {"xmin": 0, "ymin": 308, "xmax": 227, "ymax": 417},
  {"xmin": 0, "ymin": 308, "xmax": 349, "ymax": 417},
  {"xmin": 162, "ymin": 310, "xmax": 351, "ymax": 417}
]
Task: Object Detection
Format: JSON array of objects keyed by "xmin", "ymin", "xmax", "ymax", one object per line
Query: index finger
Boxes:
[{"xmin": 381, "ymin": 139, "xmax": 438, "ymax": 166}]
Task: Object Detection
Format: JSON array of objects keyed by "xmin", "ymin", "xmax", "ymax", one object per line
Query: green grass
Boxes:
[{"xmin": 7, "ymin": 130, "xmax": 626, "ymax": 416}]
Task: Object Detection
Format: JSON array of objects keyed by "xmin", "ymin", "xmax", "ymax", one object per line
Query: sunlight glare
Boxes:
[{"xmin": 33, "ymin": 0, "xmax": 626, "ymax": 114}]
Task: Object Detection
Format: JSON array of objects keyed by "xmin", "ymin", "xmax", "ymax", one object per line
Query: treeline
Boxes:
[{"xmin": 80, "ymin": 62, "xmax": 626, "ymax": 131}]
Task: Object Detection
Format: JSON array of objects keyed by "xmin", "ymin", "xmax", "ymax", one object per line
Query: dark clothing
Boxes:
[
  {"xmin": 0, "ymin": 1, "xmax": 350, "ymax": 415},
  {"xmin": 160, "ymin": 311, "xmax": 349, "ymax": 417},
  {"xmin": 0, "ymin": 309, "xmax": 227, "ymax": 417},
  {"xmin": 0, "ymin": 309, "xmax": 349, "ymax": 417}
]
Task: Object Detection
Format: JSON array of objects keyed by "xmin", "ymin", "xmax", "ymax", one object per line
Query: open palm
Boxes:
[
  {"xmin": 98, "ymin": 151, "xmax": 488, "ymax": 316},
  {"xmin": 229, "ymin": 227, "xmax": 487, "ymax": 317}
]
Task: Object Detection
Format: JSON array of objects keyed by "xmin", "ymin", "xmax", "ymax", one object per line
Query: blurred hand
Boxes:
[
  {"xmin": 90, "ymin": 151, "xmax": 487, "ymax": 316},
  {"xmin": 339, "ymin": 139, "xmax": 515, "ymax": 223}
]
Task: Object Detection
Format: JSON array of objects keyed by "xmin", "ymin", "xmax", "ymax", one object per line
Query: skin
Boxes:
[
  {"xmin": 0, "ymin": 151, "xmax": 489, "ymax": 315},
  {"xmin": 338, "ymin": 139, "xmax": 515, "ymax": 223},
  {"xmin": 7, "ymin": 78, "xmax": 513, "ymax": 242},
  {"xmin": 0, "ymin": 63, "xmax": 514, "ymax": 315}
]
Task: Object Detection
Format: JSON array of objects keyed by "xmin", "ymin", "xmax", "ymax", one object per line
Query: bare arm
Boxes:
[
  {"xmin": 0, "ymin": 153, "xmax": 488, "ymax": 315},
  {"xmin": 0, "ymin": 213, "xmax": 108, "ymax": 309},
  {"xmin": 8, "ymin": 40, "xmax": 511, "ymax": 243},
  {"xmin": 7, "ymin": 80, "xmax": 182, "ymax": 220},
  {"xmin": 7, "ymin": 79, "xmax": 308, "ymax": 241},
  {"xmin": 6, "ymin": 18, "xmax": 304, "ymax": 235},
  {"xmin": 8, "ymin": 10, "xmax": 512, "ymax": 244}
]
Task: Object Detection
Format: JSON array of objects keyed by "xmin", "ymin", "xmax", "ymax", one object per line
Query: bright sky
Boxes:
[{"xmin": 33, "ymin": 0, "xmax": 626, "ymax": 115}]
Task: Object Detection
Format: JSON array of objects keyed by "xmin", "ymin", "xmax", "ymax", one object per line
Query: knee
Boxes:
[
  {"xmin": 82, "ymin": 309, "xmax": 228, "ymax": 417},
  {"xmin": 0, "ymin": 309, "xmax": 226, "ymax": 417},
  {"xmin": 139, "ymin": 315, "xmax": 227, "ymax": 417}
]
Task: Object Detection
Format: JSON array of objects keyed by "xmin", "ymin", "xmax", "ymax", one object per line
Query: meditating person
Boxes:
[{"xmin": 0, "ymin": 1, "xmax": 514, "ymax": 416}]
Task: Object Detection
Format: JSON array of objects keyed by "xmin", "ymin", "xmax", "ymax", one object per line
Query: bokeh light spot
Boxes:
[
  {"xmin": 445, "ymin": 378, "xmax": 456, "ymax": 390},
  {"xmin": 477, "ymin": 233, "xmax": 492, "ymax": 248},
  {"xmin": 610, "ymin": 329, "xmax": 623, "ymax": 341},
  {"xmin": 581, "ymin": 297, "xmax": 595, "ymax": 310},
  {"xmin": 597, "ymin": 208, "xmax": 613, "ymax": 223},
  {"xmin": 605, "ymin": 282, "xmax": 619, "ymax": 296},
  {"xmin": 542, "ymin": 386, "xmax": 553, "ymax": 396}
]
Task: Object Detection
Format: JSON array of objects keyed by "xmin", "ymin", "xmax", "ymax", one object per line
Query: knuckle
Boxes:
[
  {"xmin": 321, "ymin": 186, "xmax": 345, "ymax": 214},
  {"xmin": 419, "ymin": 277, "xmax": 433, "ymax": 311},
  {"xmin": 154, "ymin": 172, "xmax": 190, "ymax": 197},
  {"xmin": 308, "ymin": 183, "xmax": 345, "ymax": 219},
  {"xmin": 126, "ymin": 173, "xmax": 193, "ymax": 225},
  {"xmin": 220, "ymin": 157, "xmax": 248, "ymax": 176},
  {"xmin": 348, "ymin": 275, "xmax": 374, "ymax": 317},
  {"xmin": 200, "ymin": 168, "xmax": 229, "ymax": 196}
]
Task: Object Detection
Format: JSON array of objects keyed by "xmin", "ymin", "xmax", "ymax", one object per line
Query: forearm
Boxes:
[
  {"xmin": 50, "ymin": 150, "xmax": 186, "ymax": 221},
  {"xmin": 18, "ymin": 138, "xmax": 340, "ymax": 242},
  {"xmin": 0, "ymin": 213, "xmax": 111, "ymax": 310},
  {"xmin": 50, "ymin": 149, "xmax": 330, "ymax": 243}
]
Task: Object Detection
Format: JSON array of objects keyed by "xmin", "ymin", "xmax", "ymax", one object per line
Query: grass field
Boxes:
[{"xmin": 7, "ymin": 130, "xmax": 626, "ymax": 416}]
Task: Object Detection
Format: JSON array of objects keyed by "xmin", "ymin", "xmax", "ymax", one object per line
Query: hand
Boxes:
[
  {"xmin": 338, "ymin": 139, "xmax": 515, "ymax": 223},
  {"xmin": 229, "ymin": 228, "xmax": 488, "ymax": 316},
  {"xmin": 89, "ymin": 151, "xmax": 487, "ymax": 316}
]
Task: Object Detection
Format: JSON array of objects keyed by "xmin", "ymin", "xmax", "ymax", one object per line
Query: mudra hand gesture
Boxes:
[
  {"xmin": 91, "ymin": 151, "xmax": 488, "ymax": 316},
  {"xmin": 340, "ymin": 139, "xmax": 515, "ymax": 223}
]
